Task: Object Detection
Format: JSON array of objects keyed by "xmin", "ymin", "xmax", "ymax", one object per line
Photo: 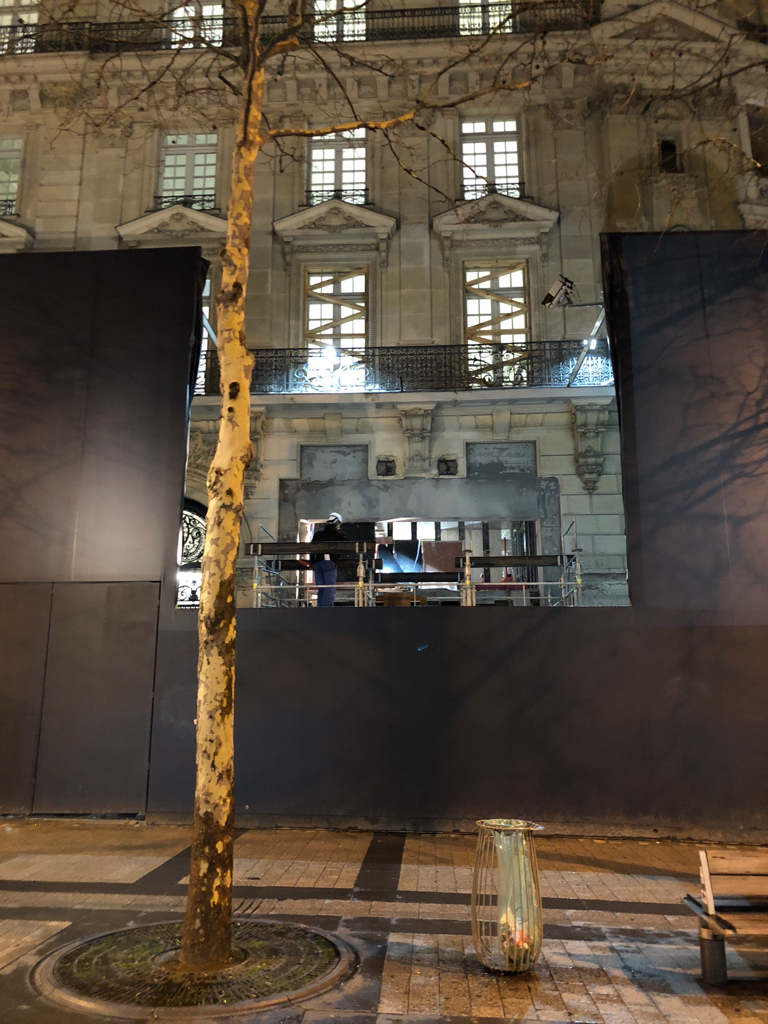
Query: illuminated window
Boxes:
[
  {"xmin": 0, "ymin": 0, "xmax": 37, "ymax": 52},
  {"xmin": 308, "ymin": 129, "xmax": 366, "ymax": 205},
  {"xmin": 464, "ymin": 262, "xmax": 531, "ymax": 386},
  {"xmin": 305, "ymin": 269, "xmax": 368, "ymax": 349},
  {"xmin": 194, "ymin": 276, "xmax": 214, "ymax": 395},
  {"xmin": 313, "ymin": 0, "xmax": 365, "ymax": 41},
  {"xmin": 748, "ymin": 108, "xmax": 768, "ymax": 178},
  {"xmin": 0, "ymin": 136, "xmax": 22, "ymax": 215},
  {"xmin": 459, "ymin": 0, "xmax": 513, "ymax": 36},
  {"xmin": 461, "ymin": 119, "xmax": 521, "ymax": 200},
  {"xmin": 157, "ymin": 133, "xmax": 218, "ymax": 211},
  {"xmin": 169, "ymin": 2, "xmax": 224, "ymax": 47}
]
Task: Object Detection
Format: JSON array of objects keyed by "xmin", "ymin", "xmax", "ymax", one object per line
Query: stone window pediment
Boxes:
[
  {"xmin": 273, "ymin": 198, "xmax": 397, "ymax": 269},
  {"xmin": 0, "ymin": 216, "xmax": 33, "ymax": 252},
  {"xmin": 116, "ymin": 204, "xmax": 227, "ymax": 254},
  {"xmin": 433, "ymin": 193, "xmax": 558, "ymax": 248}
]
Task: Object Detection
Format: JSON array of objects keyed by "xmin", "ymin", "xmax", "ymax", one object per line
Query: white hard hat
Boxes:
[{"xmin": 327, "ymin": 512, "xmax": 343, "ymax": 523}]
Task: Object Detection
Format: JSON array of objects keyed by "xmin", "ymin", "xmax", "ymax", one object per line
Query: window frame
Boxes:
[
  {"xmin": 0, "ymin": 135, "xmax": 23, "ymax": 215},
  {"xmin": 463, "ymin": 260, "xmax": 530, "ymax": 347},
  {"xmin": 0, "ymin": 0, "xmax": 37, "ymax": 53},
  {"xmin": 460, "ymin": 118, "xmax": 522, "ymax": 201},
  {"xmin": 462, "ymin": 260, "xmax": 533, "ymax": 387},
  {"xmin": 312, "ymin": 0, "xmax": 366, "ymax": 42},
  {"xmin": 168, "ymin": 2, "xmax": 224, "ymax": 47},
  {"xmin": 458, "ymin": 0, "xmax": 514, "ymax": 35},
  {"xmin": 157, "ymin": 132, "xmax": 219, "ymax": 211},
  {"xmin": 307, "ymin": 129, "xmax": 367, "ymax": 206},
  {"xmin": 303, "ymin": 266, "xmax": 369, "ymax": 350}
]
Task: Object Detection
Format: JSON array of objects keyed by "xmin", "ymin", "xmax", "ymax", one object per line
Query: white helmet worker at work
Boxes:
[{"xmin": 312, "ymin": 512, "xmax": 347, "ymax": 607}]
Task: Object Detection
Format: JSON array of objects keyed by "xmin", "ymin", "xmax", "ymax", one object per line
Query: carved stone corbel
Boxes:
[
  {"xmin": 571, "ymin": 400, "xmax": 611, "ymax": 493},
  {"xmin": 440, "ymin": 231, "xmax": 454, "ymax": 271},
  {"xmin": 244, "ymin": 408, "xmax": 266, "ymax": 500},
  {"xmin": 398, "ymin": 405, "xmax": 434, "ymax": 476},
  {"xmin": 282, "ymin": 238, "xmax": 293, "ymax": 272},
  {"xmin": 185, "ymin": 418, "xmax": 219, "ymax": 501}
]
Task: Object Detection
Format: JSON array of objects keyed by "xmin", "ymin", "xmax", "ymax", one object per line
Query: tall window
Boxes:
[
  {"xmin": 156, "ymin": 133, "xmax": 218, "ymax": 211},
  {"xmin": 748, "ymin": 108, "xmax": 768, "ymax": 177},
  {"xmin": 305, "ymin": 269, "xmax": 368, "ymax": 349},
  {"xmin": 658, "ymin": 138, "xmax": 682, "ymax": 174},
  {"xmin": 0, "ymin": 137, "xmax": 22, "ymax": 215},
  {"xmin": 313, "ymin": 0, "xmax": 365, "ymax": 41},
  {"xmin": 169, "ymin": 3, "xmax": 224, "ymax": 47},
  {"xmin": 0, "ymin": 0, "xmax": 37, "ymax": 52},
  {"xmin": 194, "ymin": 276, "xmax": 214, "ymax": 395},
  {"xmin": 308, "ymin": 129, "xmax": 366, "ymax": 205},
  {"xmin": 464, "ymin": 262, "xmax": 530, "ymax": 386},
  {"xmin": 459, "ymin": 0, "xmax": 513, "ymax": 36},
  {"xmin": 461, "ymin": 120, "xmax": 521, "ymax": 200}
]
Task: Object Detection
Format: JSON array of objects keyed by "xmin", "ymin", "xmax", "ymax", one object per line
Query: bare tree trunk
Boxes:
[{"xmin": 179, "ymin": 44, "xmax": 264, "ymax": 970}]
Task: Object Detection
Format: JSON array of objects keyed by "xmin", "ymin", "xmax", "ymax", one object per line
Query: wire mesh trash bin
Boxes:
[{"xmin": 471, "ymin": 818, "xmax": 544, "ymax": 973}]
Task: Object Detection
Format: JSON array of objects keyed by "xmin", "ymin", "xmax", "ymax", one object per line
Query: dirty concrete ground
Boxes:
[{"xmin": 0, "ymin": 820, "xmax": 767, "ymax": 1023}]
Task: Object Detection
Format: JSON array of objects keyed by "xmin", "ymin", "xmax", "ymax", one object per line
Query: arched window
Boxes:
[{"xmin": 169, "ymin": 2, "xmax": 224, "ymax": 48}]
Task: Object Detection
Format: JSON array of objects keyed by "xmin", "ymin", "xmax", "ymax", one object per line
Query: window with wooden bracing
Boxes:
[{"xmin": 463, "ymin": 261, "xmax": 531, "ymax": 386}]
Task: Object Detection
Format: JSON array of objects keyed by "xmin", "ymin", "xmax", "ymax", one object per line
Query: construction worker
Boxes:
[{"xmin": 310, "ymin": 512, "xmax": 348, "ymax": 607}]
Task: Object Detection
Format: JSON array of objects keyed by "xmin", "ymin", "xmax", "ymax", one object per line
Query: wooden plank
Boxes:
[
  {"xmin": 719, "ymin": 913, "xmax": 768, "ymax": 936},
  {"xmin": 711, "ymin": 876, "xmax": 768, "ymax": 897},
  {"xmin": 707, "ymin": 851, "xmax": 768, "ymax": 875},
  {"xmin": 700, "ymin": 850, "xmax": 716, "ymax": 915}
]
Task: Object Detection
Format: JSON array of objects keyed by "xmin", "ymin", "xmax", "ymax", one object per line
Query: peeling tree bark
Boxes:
[{"xmin": 179, "ymin": 27, "xmax": 263, "ymax": 969}]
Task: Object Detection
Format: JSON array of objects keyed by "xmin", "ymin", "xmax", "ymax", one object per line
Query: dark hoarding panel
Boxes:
[
  {"xmin": 149, "ymin": 606, "xmax": 768, "ymax": 834},
  {"xmin": 32, "ymin": 582, "xmax": 159, "ymax": 815},
  {"xmin": 0, "ymin": 248, "xmax": 205, "ymax": 584},
  {"xmin": 602, "ymin": 231, "xmax": 768, "ymax": 615},
  {"xmin": 0, "ymin": 584, "xmax": 52, "ymax": 814}
]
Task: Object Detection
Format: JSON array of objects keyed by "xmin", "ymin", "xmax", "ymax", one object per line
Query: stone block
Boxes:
[
  {"xmin": 557, "ymin": 181, "xmax": 590, "ymax": 208},
  {"xmin": 594, "ymin": 474, "xmax": 620, "ymax": 494},
  {"xmin": 575, "ymin": 514, "xmax": 618, "ymax": 535},
  {"xmin": 537, "ymin": 431, "xmax": 574, "ymax": 456},
  {"xmin": 558, "ymin": 474, "xmax": 588, "ymax": 495},
  {"xmin": 561, "ymin": 495, "xmax": 591, "ymax": 515},
  {"xmin": 538, "ymin": 455, "xmax": 575, "ymax": 476},
  {"xmin": 561, "ymin": 235, "xmax": 595, "ymax": 261},
  {"xmin": 593, "ymin": 534, "xmax": 629, "ymax": 555},
  {"xmin": 590, "ymin": 494, "xmax": 625, "ymax": 515}
]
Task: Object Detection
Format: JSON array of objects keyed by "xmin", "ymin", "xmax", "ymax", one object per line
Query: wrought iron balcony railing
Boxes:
[
  {"xmin": 305, "ymin": 187, "xmax": 369, "ymax": 206},
  {"xmin": 0, "ymin": 2, "xmax": 601, "ymax": 56},
  {"xmin": 153, "ymin": 193, "xmax": 218, "ymax": 212},
  {"xmin": 462, "ymin": 181, "xmax": 525, "ymax": 201},
  {"xmin": 194, "ymin": 341, "xmax": 612, "ymax": 397},
  {"xmin": 0, "ymin": 198, "xmax": 16, "ymax": 215}
]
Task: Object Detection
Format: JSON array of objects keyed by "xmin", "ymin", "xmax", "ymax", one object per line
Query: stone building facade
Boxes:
[{"xmin": 1, "ymin": 0, "xmax": 767, "ymax": 604}]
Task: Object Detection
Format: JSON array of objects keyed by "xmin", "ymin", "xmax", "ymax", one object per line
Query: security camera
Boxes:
[{"xmin": 542, "ymin": 275, "xmax": 574, "ymax": 308}]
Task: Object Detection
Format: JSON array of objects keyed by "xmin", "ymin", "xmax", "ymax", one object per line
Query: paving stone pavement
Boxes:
[{"xmin": 0, "ymin": 820, "xmax": 766, "ymax": 1023}]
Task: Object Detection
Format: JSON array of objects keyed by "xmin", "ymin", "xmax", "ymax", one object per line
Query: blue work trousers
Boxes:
[{"xmin": 314, "ymin": 559, "xmax": 337, "ymax": 607}]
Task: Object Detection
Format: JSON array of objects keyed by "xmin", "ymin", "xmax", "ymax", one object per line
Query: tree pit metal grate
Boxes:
[{"xmin": 34, "ymin": 919, "xmax": 354, "ymax": 1019}]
